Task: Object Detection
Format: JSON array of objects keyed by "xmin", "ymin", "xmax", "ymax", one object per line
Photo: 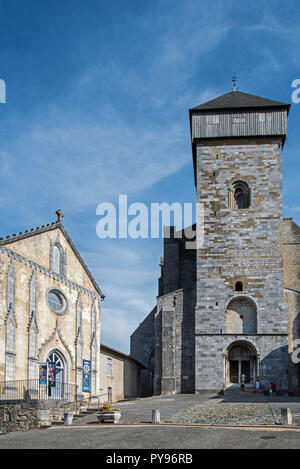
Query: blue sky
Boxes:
[{"xmin": 0, "ymin": 0, "xmax": 300, "ymax": 353}]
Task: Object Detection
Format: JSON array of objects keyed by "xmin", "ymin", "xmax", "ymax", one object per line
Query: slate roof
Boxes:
[
  {"xmin": 0, "ymin": 211, "xmax": 105, "ymax": 299},
  {"xmin": 190, "ymin": 90, "xmax": 290, "ymax": 112}
]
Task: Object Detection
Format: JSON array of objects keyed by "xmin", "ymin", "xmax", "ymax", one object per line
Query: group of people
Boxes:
[{"xmin": 240, "ymin": 375, "xmax": 277, "ymax": 397}]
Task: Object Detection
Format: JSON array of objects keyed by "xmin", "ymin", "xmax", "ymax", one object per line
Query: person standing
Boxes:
[
  {"xmin": 255, "ymin": 376, "xmax": 260, "ymax": 393},
  {"xmin": 241, "ymin": 380, "xmax": 245, "ymax": 398}
]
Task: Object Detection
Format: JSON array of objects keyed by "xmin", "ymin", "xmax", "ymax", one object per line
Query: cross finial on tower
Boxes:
[{"xmin": 232, "ymin": 72, "xmax": 238, "ymax": 91}]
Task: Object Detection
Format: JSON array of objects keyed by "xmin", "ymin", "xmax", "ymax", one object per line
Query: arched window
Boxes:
[
  {"xmin": 50, "ymin": 241, "xmax": 66, "ymax": 276},
  {"xmin": 226, "ymin": 297, "xmax": 257, "ymax": 334},
  {"xmin": 229, "ymin": 181, "xmax": 251, "ymax": 210},
  {"xmin": 235, "ymin": 281, "xmax": 244, "ymax": 292},
  {"xmin": 53, "ymin": 245, "xmax": 61, "ymax": 274}
]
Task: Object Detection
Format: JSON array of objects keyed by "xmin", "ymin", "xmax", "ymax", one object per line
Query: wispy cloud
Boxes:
[
  {"xmin": 2, "ymin": 0, "xmax": 300, "ymax": 354},
  {"xmin": 101, "ymin": 306, "xmax": 143, "ymax": 353},
  {"xmin": 0, "ymin": 112, "xmax": 189, "ymax": 217}
]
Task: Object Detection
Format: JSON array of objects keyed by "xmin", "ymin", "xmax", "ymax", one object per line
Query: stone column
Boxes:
[{"xmin": 238, "ymin": 361, "xmax": 241, "ymax": 383}]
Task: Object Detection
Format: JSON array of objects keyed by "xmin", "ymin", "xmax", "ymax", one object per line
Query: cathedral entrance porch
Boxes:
[{"xmin": 226, "ymin": 341, "xmax": 258, "ymax": 386}]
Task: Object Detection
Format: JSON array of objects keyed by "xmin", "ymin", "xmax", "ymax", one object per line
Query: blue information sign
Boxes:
[
  {"xmin": 83, "ymin": 360, "xmax": 91, "ymax": 392},
  {"xmin": 39, "ymin": 363, "xmax": 47, "ymax": 385}
]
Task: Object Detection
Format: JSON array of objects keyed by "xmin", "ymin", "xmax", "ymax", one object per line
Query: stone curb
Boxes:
[{"xmin": 51, "ymin": 423, "xmax": 300, "ymax": 431}]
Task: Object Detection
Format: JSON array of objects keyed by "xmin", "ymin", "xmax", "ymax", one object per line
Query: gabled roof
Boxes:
[
  {"xmin": 0, "ymin": 210, "xmax": 105, "ymax": 299},
  {"xmin": 190, "ymin": 90, "xmax": 290, "ymax": 113}
]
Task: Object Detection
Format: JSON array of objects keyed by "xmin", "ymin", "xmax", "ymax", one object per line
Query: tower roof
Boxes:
[{"xmin": 190, "ymin": 90, "xmax": 290, "ymax": 113}]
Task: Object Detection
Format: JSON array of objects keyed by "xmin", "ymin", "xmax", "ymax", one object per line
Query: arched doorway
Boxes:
[
  {"xmin": 46, "ymin": 350, "xmax": 66, "ymax": 399},
  {"xmin": 226, "ymin": 341, "xmax": 258, "ymax": 385}
]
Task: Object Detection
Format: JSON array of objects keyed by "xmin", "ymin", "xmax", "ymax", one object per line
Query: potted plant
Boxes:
[{"xmin": 97, "ymin": 402, "xmax": 121, "ymax": 424}]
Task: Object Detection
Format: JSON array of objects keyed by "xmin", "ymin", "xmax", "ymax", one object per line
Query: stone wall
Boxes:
[
  {"xmin": 154, "ymin": 287, "xmax": 196, "ymax": 395},
  {"xmin": 153, "ymin": 226, "xmax": 196, "ymax": 395},
  {"xmin": 159, "ymin": 226, "xmax": 196, "ymax": 297},
  {"xmin": 195, "ymin": 140, "xmax": 288, "ymax": 392},
  {"xmin": 227, "ymin": 297, "xmax": 257, "ymax": 334},
  {"xmin": 281, "ymin": 218, "xmax": 300, "ymax": 394},
  {"xmin": 0, "ymin": 401, "xmax": 85, "ymax": 434},
  {"xmin": 195, "ymin": 334, "xmax": 288, "ymax": 392},
  {"xmin": 130, "ymin": 308, "xmax": 156, "ymax": 397},
  {"xmin": 0, "ymin": 403, "xmax": 41, "ymax": 434},
  {"xmin": 130, "ymin": 308, "xmax": 156, "ymax": 368}
]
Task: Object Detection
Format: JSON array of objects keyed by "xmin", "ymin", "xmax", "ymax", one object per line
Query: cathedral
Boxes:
[
  {"xmin": 0, "ymin": 210, "xmax": 104, "ymax": 402},
  {"xmin": 131, "ymin": 89, "xmax": 300, "ymax": 396}
]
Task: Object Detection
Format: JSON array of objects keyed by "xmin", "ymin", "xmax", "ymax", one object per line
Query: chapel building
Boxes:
[{"xmin": 0, "ymin": 210, "xmax": 104, "ymax": 402}]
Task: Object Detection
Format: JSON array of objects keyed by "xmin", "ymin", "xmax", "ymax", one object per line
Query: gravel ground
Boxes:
[
  {"xmin": 168, "ymin": 402, "xmax": 276, "ymax": 426},
  {"xmin": 68, "ymin": 392, "xmax": 300, "ymax": 427}
]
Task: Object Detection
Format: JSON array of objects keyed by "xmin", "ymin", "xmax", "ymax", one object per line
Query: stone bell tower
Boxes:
[{"xmin": 189, "ymin": 89, "xmax": 291, "ymax": 392}]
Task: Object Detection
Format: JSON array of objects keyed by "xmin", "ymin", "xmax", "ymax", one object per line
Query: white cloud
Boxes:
[
  {"xmin": 2, "ymin": 110, "xmax": 190, "ymax": 214},
  {"xmin": 101, "ymin": 307, "xmax": 143, "ymax": 354}
]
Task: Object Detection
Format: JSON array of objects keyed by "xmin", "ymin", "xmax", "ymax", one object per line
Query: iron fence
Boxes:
[{"xmin": 0, "ymin": 379, "xmax": 78, "ymax": 402}]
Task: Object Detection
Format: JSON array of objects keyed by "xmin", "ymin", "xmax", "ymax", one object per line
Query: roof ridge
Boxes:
[
  {"xmin": 0, "ymin": 209, "xmax": 64, "ymax": 244},
  {"xmin": 0, "ymin": 220, "xmax": 61, "ymax": 244},
  {"xmin": 0, "ymin": 210, "xmax": 105, "ymax": 299}
]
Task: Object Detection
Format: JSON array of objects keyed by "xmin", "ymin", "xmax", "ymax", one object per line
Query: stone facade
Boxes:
[
  {"xmin": 194, "ymin": 139, "xmax": 288, "ymax": 392},
  {"xmin": 131, "ymin": 227, "xmax": 196, "ymax": 395},
  {"xmin": 131, "ymin": 90, "xmax": 300, "ymax": 395},
  {"xmin": 130, "ymin": 307, "xmax": 156, "ymax": 396},
  {"xmin": 281, "ymin": 218, "xmax": 300, "ymax": 394},
  {"xmin": 0, "ymin": 211, "xmax": 104, "ymax": 402}
]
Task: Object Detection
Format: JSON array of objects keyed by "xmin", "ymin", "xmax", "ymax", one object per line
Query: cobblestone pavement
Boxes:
[
  {"xmin": 73, "ymin": 394, "xmax": 210, "ymax": 426},
  {"xmin": 168, "ymin": 402, "xmax": 275, "ymax": 426},
  {"xmin": 72, "ymin": 390, "xmax": 300, "ymax": 427}
]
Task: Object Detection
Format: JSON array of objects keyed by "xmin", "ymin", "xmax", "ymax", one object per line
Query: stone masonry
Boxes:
[
  {"xmin": 131, "ymin": 90, "xmax": 300, "ymax": 396},
  {"xmin": 195, "ymin": 140, "xmax": 288, "ymax": 392}
]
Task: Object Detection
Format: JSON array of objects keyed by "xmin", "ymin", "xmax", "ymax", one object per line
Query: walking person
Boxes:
[
  {"xmin": 255, "ymin": 376, "xmax": 260, "ymax": 393},
  {"xmin": 240, "ymin": 379, "xmax": 245, "ymax": 398}
]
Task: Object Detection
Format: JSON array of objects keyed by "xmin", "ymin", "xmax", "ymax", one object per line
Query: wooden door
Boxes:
[{"xmin": 229, "ymin": 361, "xmax": 238, "ymax": 383}]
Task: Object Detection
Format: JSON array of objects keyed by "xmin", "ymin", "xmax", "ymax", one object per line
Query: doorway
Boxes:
[
  {"xmin": 227, "ymin": 341, "xmax": 257, "ymax": 385},
  {"xmin": 241, "ymin": 361, "xmax": 251, "ymax": 383},
  {"xmin": 46, "ymin": 350, "xmax": 65, "ymax": 399},
  {"xmin": 229, "ymin": 361, "xmax": 238, "ymax": 383}
]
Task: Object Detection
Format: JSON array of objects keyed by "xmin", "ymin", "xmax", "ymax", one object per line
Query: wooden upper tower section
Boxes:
[
  {"xmin": 189, "ymin": 90, "xmax": 290, "ymax": 183},
  {"xmin": 189, "ymin": 90, "xmax": 290, "ymax": 142}
]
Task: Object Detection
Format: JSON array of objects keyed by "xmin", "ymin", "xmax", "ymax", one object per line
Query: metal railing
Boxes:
[{"xmin": 0, "ymin": 380, "xmax": 78, "ymax": 402}]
